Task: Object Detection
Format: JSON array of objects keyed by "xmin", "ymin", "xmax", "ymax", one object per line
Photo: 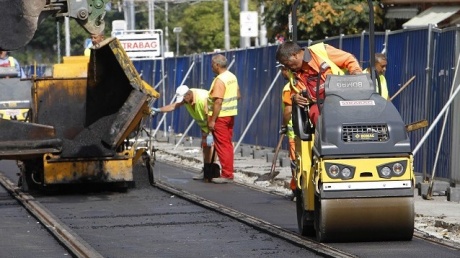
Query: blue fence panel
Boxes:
[
  {"xmin": 338, "ymin": 35, "xmax": 364, "ymax": 64},
  {"xmin": 424, "ymin": 29, "xmax": 457, "ymax": 179},
  {"xmin": 23, "ymin": 64, "xmax": 51, "ymax": 78},
  {"xmin": 385, "ymin": 30, "xmax": 405, "ymax": 109},
  {"xmin": 398, "ymin": 29, "xmax": 430, "ymax": 174},
  {"xmin": 131, "ymin": 26, "xmax": 458, "ymax": 181}
]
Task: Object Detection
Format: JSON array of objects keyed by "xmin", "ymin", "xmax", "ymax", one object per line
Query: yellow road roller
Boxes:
[
  {"xmin": 293, "ymin": 74, "xmax": 414, "ymax": 242},
  {"xmin": 0, "ymin": 38, "xmax": 159, "ymax": 191}
]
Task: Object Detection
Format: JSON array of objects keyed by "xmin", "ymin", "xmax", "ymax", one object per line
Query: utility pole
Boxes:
[
  {"xmin": 148, "ymin": 0, "xmax": 155, "ymax": 30},
  {"xmin": 164, "ymin": 1, "xmax": 169, "ymax": 53},
  {"xmin": 259, "ymin": 2, "xmax": 267, "ymax": 46},
  {"xmin": 65, "ymin": 17, "xmax": 70, "ymax": 56},
  {"xmin": 240, "ymin": 0, "xmax": 250, "ymax": 48},
  {"xmin": 224, "ymin": 0, "xmax": 230, "ymax": 50},
  {"xmin": 123, "ymin": 0, "xmax": 135, "ymax": 30},
  {"xmin": 56, "ymin": 21, "xmax": 61, "ymax": 63},
  {"xmin": 173, "ymin": 27, "xmax": 182, "ymax": 56}
]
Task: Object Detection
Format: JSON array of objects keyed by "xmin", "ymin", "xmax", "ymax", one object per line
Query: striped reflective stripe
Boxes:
[
  {"xmin": 224, "ymin": 96, "xmax": 238, "ymax": 102},
  {"xmin": 220, "ymin": 105, "xmax": 237, "ymax": 111}
]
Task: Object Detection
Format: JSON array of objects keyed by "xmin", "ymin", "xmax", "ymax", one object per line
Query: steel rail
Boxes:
[
  {"xmin": 152, "ymin": 178, "xmax": 357, "ymax": 258},
  {"xmin": 0, "ymin": 172, "xmax": 103, "ymax": 258},
  {"xmin": 156, "ymin": 159, "xmax": 460, "ymax": 253}
]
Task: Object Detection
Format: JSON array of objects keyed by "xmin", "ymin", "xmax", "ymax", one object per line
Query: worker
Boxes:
[
  {"xmin": 364, "ymin": 53, "xmax": 389, "ymax": 100},
  {"xmin": 84, "ymin": 32, "xmax": 105, "ymax": 56},
  {"xmin": 275, "ymin": 41, "xmax": 362, "ymax": 127},
  {"xmin": 151, "ymin": 85, "xmax": 214, "ymax": 180},
  {"xmin": 207, "ymin": 54, "xmax": 241, "ymax": 184},
  {"xmin": 277, "ymin": 63, "xmax": 297, "ymax": 198},
  {"xmin": 0, "ymin": 50, "xmax": 22, "ymax": 78}
]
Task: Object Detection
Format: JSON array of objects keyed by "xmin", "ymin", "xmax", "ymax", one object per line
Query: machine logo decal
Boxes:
[
  {"xmin": 354, "ymin": 133, "xmax": 377, "ymax": 140},
  {"xmin": 336, "ymin": 81, "xmax": 363, "ymax": 88},
  {"xmin": 339, "ymin": 100, "xmax": 375, "ymax": 106}
]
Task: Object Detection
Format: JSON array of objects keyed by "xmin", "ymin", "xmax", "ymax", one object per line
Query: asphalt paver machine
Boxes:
[{"xmin": 0, "ymin": 38, "xmax": 159, "ymax": 191}]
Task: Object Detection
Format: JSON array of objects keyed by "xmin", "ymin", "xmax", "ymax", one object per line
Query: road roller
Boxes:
[
  {"xmin": 292, "ymin": 73, "xmax": 415, "ymax": 242},
  {"xmin": 0, "ymin": 38, "xmax": 159, "ymax": 191}
]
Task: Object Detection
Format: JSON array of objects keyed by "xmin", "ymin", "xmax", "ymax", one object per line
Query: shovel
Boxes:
[{"xmin": 254, "ymin": 134, "xmax": 284, "ymax": 182}]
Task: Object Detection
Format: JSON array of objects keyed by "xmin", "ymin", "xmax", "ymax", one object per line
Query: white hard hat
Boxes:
[{"xmin": 175, "ymin": 85, "xmax": 189, "ymax": 103}]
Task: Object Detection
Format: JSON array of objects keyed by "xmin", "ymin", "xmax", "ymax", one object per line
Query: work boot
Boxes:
[
  {"xmin": 290, "ymin": 190, "xmax": 296, "ymax": 202},
  {"xmin": 193, "ymin": 169, "xmax": 204, "ymax": 180}
]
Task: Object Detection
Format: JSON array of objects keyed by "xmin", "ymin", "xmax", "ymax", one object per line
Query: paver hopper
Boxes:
[{"xmin": 0, "ymin": 38, "xmax": 159, "ymax": 191}]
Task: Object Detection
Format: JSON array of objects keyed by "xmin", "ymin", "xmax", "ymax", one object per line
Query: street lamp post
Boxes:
[{"xmin": 173, "ymin": 27, "xmax": 182, "ymax": 56}]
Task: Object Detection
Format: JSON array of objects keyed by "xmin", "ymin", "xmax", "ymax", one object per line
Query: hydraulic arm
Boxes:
[{"xmin": 0, "ymin": 0, "xmax": 109, "ymax": 50}]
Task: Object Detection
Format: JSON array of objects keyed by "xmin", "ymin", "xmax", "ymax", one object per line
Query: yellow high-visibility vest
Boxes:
[
  {"xmin": 282, "ymin": 82, "xmax": 296, "ymax": 139},
  {"xmin": 364, "ymin": 68, "xmax": 389, "ymax": 99},
  {"xmin": 185, "ymin": 89, "xmax": 210, "ymax": 133},
  {"xmin": 308, "ymin": 43, "xmax": 345, "ymax": 75},
  {"xmin": 208, "ymin": 70, "xmax": 238, "ymax": 117},
  {"xmin": 7, "ymin": 57, "xmax": 15, "ymax": 67}
]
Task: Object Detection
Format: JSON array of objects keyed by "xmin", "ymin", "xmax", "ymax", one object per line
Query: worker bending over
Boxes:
[{"xmin": 151, "ymin": 85, "xmax": 214, "ymax": 180}]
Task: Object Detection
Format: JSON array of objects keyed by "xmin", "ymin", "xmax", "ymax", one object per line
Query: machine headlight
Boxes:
[
  {"xmin": 377, "ymin": 160, "xmax": 408, "ymax": 178},
  {"xmin": 393, "ymin": 163, "xmax": 404, "ymax": 175},
  {"xmin": 328, "ymin": 165, "xmax": 340, "ymax": 177},
  {"xmin": 325, "ymin": 163, "xmax": 355, "ymax": 180},
  {"xmin": 341, "ymin": 167, "xmax": 352, "ymax": 178},
  {"xmin": 380, "ymin": 166, "xmax": 392, "ymax": 178}
]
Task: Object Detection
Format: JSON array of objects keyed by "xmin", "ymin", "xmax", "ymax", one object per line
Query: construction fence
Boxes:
[{"xmin": 134, "ymin": 25, "xmax": 460, "ymax": 184}]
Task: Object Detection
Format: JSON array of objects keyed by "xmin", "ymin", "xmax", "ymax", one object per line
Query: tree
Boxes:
[
  {"xmin": 262, "ymin": 0, "xmax": 384, "ymax": 42},
  {"xmin": 11, "ymin": 0, "xmax": 386, "ymax": 65},
  {"xmin": 175, "ymin": 0, "xmax": 257, "ymax": 54}
]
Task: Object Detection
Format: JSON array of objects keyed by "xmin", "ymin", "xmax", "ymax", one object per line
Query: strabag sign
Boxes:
[{"xmin": 117, "ymin": 32, "xmax": 161, "ymax": 58}]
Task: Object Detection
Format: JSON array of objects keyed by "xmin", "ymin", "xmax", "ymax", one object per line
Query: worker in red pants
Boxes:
[{"xmin": 207, "ymin": 54, "xmax": 241, "ymax": 184}]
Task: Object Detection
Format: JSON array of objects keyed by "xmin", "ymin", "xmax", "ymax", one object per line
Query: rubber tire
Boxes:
[{"xmin": 295, "ymin": 188, "xmax": 315, "ymax": 236}]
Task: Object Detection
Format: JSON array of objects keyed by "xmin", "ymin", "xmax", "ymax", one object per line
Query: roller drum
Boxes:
[{"xmin": 316, "ymin": 197, "xmax": 414, "ymax": 242}]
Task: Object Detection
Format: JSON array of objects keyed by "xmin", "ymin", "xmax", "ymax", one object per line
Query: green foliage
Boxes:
[
  {"xmin": 174, "ymin": 0, "xmax": 257, "ymax": 54},
  {"xmin": 10, "ymin": 0, "xmax": 385, "ymax": 65},
  {"xmin": 262, "ymin": 0, "xmax": 385, "ymax": 42},
  {"xmin": 13, "ymin": 1, "xmax": 255, "ymax": 63}
]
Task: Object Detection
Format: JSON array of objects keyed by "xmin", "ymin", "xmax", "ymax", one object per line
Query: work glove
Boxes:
[
  {"xmin": 279, "ymin": 125, "xmax": 287, "ymax": 135},
  {"xmin": 150, "ymin": 107, "xmax": 161, "ymax": 115},
  {"xmin": 206, "ymin": 134, "xmax": 214, "ymax": 146}
]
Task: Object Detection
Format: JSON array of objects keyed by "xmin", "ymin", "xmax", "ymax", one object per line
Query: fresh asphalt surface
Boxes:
[
  {"xmin": 155, "ymin": 162, "xmax": 460, "ymax": 258},
  {"xmin": 0, "ymin": 159, "xmax": 459, "ymax": 257},
  {"xmin": 0, "ymin": 160, "xmax": 70, "ymax": 257},
  {"xmin": 0, "ymin": 160, "xmax": 320, "ymax": 258}
]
